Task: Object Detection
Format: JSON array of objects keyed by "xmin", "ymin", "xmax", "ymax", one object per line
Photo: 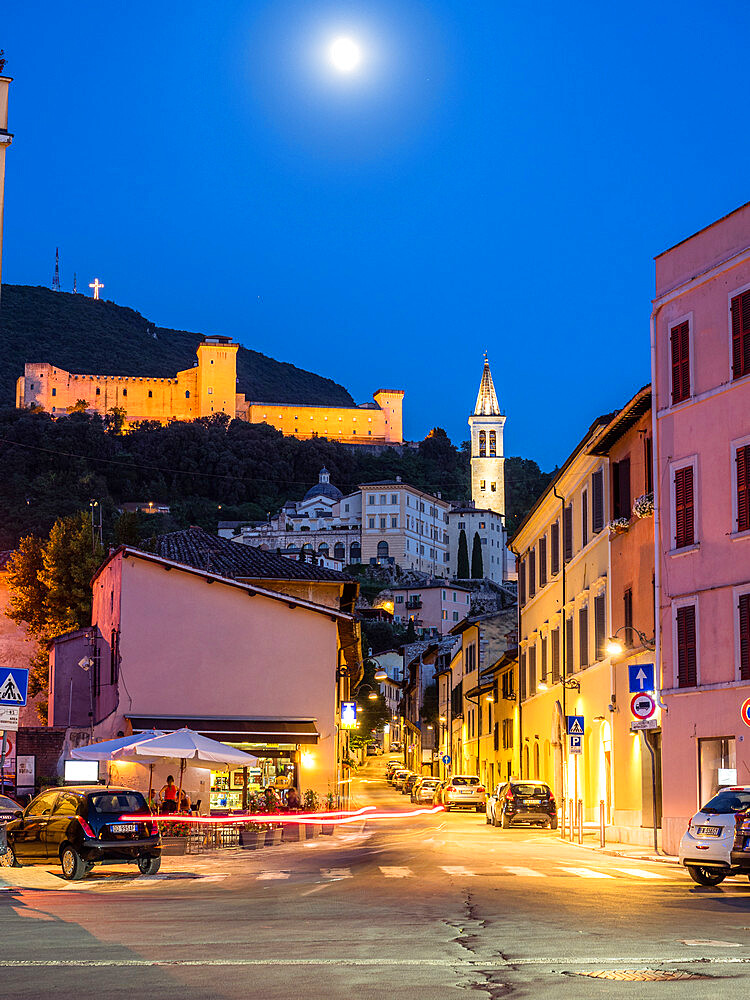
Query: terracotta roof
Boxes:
[{"xmin": 150, "ymin": 527, "xmax": 351, "ymax": 582}]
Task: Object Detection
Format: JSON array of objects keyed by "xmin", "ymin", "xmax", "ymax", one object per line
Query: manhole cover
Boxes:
[{"xmin": 572, "ymin": 970, "xmax": 708, "ymax": 981}]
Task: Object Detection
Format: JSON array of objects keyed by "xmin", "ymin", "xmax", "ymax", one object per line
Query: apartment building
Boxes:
[{"xmin": 360, "ymin": 481, "xmax": 451, "ymax": 575}]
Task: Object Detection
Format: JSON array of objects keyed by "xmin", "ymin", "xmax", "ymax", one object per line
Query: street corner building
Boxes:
[
  {"xmin": 47, "ymin": 528, "xmax": 363, "ymax": 806},
  {"xmin": 652, "ymin": 202, "xmax": 750, "ymax": 854}
]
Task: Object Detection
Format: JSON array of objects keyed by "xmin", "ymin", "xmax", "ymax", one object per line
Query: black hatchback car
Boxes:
[
  {"xmin": 1, "ymin": 786, "xmax": 161, "ymax": 880},
  {"xmin": 488, "ymin": 781, "xmax": 558, "ymax": 829}
]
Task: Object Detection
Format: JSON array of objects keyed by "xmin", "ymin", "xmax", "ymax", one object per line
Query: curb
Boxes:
[{"xmin": 563, "ymin": 837, "xmax": 681, "ymax": 866}]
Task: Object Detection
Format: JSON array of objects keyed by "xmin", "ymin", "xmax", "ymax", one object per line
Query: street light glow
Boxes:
[
  {"xmin": 329, "ymin": 36, "xmax": 362, "ymax": 72},
  {"xmin": 606, "ymin": 637, "xmax": 624, "ymax": 656}
]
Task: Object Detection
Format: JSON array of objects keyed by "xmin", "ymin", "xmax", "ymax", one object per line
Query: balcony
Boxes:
[{"xmin": 405, "ymin": 599, "xmax": 422, "ymax": 610}]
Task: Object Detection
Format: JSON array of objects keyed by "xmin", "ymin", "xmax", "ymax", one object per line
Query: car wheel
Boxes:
[
  {"xmin": 444, "ymin": 805, "xmax": 451, "ymax": 812},
  {"xmin": 501, "ymin": 813, "xmax": 511, "ymax": 829},
  {"xmin": 60, "ymin": 845, "xmax": 88, "ymax": 881},
  {"xmin": 0, "ymin": 843, "xmax": 19, "ymax": 868},
  {"xmin": 476, "ymin": 805, "xmax": 484, "ymax": 813},
  {"xmin": 685, "ymin": 865, "xmax": 727, "ymax": 886},
  {"xmin": 138, "ymin": 855, "xmax": 161, "ymax": 876},
  {"xmin": 550, "ymin": 817, "xmax": 558, "ymax": 830}
]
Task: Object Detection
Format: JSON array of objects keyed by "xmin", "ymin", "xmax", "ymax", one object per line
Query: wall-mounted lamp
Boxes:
[{"xmin": 562, "ymin": 678, "xmax": 580, "ymax": 692}]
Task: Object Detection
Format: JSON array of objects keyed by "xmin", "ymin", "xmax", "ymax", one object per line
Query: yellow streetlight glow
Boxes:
[
  {"xmin": 606, "ymin": 638, "xmax": 624, "ymax": 656},
  {"xmin": 537, "ymin": 682, "xmax": 549, "ymax": 692},
  {"xmin": 329, "ymin": 36, "xmax": 362, "ymax": 72}
]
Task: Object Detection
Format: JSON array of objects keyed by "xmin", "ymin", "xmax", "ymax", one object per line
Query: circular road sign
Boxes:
[
  {"xmin": 442, "ymin": 754, "xmax": 452, "ymax": 765},
  {"xmin": 631, "ymin": 692, "xmax": 656, "ymax": 720},
  {"xmin": 741, "ymin": 697, "xmax": 750, "ymax": 728}
]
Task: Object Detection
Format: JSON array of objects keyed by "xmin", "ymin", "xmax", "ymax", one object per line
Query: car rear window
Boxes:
[
  {"xmin": 421, "ymin": 780, "xmax": 440, "ymax": 787},
  {"xmin": 89, "ymin": 792, "xmax": 147, "ymax": 814},
  {"xmin": 701, "ymin": 789, "xmax": 750, "ymax": 814},
  {"xmin": 512, "ymin": 783, "xmax": 550, "ymax": 796},
  {"xmin": 452, "ymin": 777, "xmax": 480, "ymax": 786}
]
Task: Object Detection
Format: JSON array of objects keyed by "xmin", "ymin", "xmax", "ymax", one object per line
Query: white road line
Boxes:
[
  {"xmin": 256, "ymin": 872, "xmax": 290, "ymax": 880},
  {"xmin": 378, "ymin": 866, "xmax": 413, "ymax": 878},
  {"xmin": 320, "ymin": 868, "xmax": 352, "ymax": 879},
  {"xmin": 614, "ymin": 867, "xmax": 669, "ymax": 879},
  {"xmin": 561, "ymin": 867, "xmax": 614, "ymax": 879},
  {"xmin": 503, "ymin": 866, "xmax": 546, "ymax": 878},
  {"xmin": 440, "ymin": 865, "xmax": 477, "ymax": 877}
]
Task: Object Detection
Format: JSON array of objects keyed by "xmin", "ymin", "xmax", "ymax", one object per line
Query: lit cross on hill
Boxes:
[{"xmin": 89, "ymin": 278, "xmax": 104, "ymax": 300}]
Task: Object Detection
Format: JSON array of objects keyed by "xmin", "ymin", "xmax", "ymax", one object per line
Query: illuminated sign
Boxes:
[{"xmin": 340, "ymin": 701, "xmax": 357, "ymax": 729}]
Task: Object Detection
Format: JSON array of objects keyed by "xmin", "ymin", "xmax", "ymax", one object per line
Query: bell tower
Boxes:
[{"xmin": 469, "ymin": 356, "xmax": 505, "ymax": 517}]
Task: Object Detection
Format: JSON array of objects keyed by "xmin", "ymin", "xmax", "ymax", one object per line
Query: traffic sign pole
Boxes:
[{"xmin": 0, "ymin": 730, "xmax": 6, "ymax": 791}]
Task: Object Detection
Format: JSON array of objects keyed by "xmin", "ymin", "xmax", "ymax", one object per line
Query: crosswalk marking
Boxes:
[
  {"xmin": 560, "ymin": 867, "xmax": 614, "ymax": 879},
  {"xmin": 378, "ymin": 866, "xmax": 413, "ymax": 878},
  {"xmin": 613, "ymin": 867, "xmax": 668, "ymax": 879},
  {"xmin": 440, "ymin": 865, "xmax": 477, "ymax": 877},
  {"xmin": 503, "ymin": 866, "xmax": 546, "ymax": 878},
  {"xmin": 256, "ymin": 872, "xmax": 290, "ymax": 880},
  {"xmin": 321, "ymin": 868, "xmax": 352, "ymax": 879}
]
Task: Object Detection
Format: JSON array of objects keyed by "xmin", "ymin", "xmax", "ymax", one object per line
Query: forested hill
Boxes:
[{"xmin": 0, "ymin": 285, "xmax": 355, "ymax": 408}]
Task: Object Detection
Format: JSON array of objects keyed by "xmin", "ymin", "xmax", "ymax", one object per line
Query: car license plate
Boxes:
[
  {"xmin": 460, "ymin": 789, "xmax": 473, "ymax": 795},
  {"xmin": 524, "ymin": 799, "xmax": 541, "ymax": 806},
  {"xmin": 111, "ymin": 823, "xmax": 137, "ymax": 833},
  {"xmin": 696, "ymin": 825, "xmax": 721, "ymax": 837}
]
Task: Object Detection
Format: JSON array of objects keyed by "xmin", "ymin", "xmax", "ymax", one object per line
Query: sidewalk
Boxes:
[{"xmin": 560, "ymin": 826, "xmax": 680, "ymax": 866}]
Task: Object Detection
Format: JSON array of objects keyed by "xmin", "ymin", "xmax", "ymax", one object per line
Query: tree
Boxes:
[
  {"xmin": 113, "ymin": 511, "xmax": 141, "ymax": 546},
  {"xmin": 471, "ymin": 531, "xmax": 484, "ymax": 579},
  {"xmin": 6, "ymin": 512, "xmax": 105, "ymax": 719},
  {"xmin": 105, "ymin": 406, "xmax": 127, "ymax": 434},
  {"xmin": 457, "ymin": 529, "xmax": 470, "ymax": 579}
]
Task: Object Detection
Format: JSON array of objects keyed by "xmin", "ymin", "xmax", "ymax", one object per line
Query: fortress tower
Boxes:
[{"xmin": 468, "ymin": 357, "xmax": 505, "ymax": 517}]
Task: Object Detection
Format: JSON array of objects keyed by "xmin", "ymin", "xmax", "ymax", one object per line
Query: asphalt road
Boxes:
[{"xmin": 2, "ymin": 759, "xmax": 750, "ymax": 999}]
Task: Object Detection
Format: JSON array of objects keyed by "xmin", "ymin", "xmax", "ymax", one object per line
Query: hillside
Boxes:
[{"xmin": 0, "ymin": 284, "xmax": 355, "ymax": 408}]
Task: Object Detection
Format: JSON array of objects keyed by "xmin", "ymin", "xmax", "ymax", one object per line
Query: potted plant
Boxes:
[
  {"xmin": 160, "ymin": 819, "xmax": 190, "ymax": 855},
  {"xmin": 240, "ymin": 793, "xmax": 268, "ymax": 849},
  {"xmin": 303, "ymin": 789, "xmax": 322, "ymax": 838},
  {"xmin": 633, "ymin": 493, "xmax": 654, "ymax": 519},
  {"xmin": 607, "ymin": 517, "xmax": 630, "ymax": 536},
  {"xmin": 264, "ymin": 825, "xmax": 283, "ymax": 848}
]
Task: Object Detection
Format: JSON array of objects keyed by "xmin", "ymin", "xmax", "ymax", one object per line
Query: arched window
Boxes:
[
  {"xmin": 333, "ymin": 542, "xmax": 345, "ymax": 561},
  {"xmin": 523, "ymin": 745, "xmax": 530, "ymax": 779},
  {"xmin": 489, "ymin": 430, "xmax": 496, "ymax": 456},
  {"xmin": 377, "ymin": 540, "xmax": 389, "ymax": 559},
  {"xmin": 318, "ymin": 543, "xmax": 329, "ymax": 556},
  {"xmin": 302, "ymin": 542, "xmax": 314, "ymax": 552},
  {"xmin": 479, "ymin": 430, "xmax": 486, "ymax": 457},
  {"xmin": 534, "ymin": 742, "xmax": 540, "ymax": 779},
  {"xmin": 350, "ymin": 541, "xmax": 361, "ymax": 562},
  {"xmin": 185, "ymin": 390, "xmax": 190, "ymax": 399}
]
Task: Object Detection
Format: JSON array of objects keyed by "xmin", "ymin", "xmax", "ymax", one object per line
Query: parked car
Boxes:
[
  {"xmin": 679, "ymin": 785, "xmax": 750, "ymax": 885},
  {"xmin": 391, "ymin": 769, "xmax": 412, "ymax": 791},
  {"xmin": 402, "ymin": 773, "xmax": 420, "ymax": 796},
  {"xmin": 0, "ymin": 794, "xmax": 23, "ymax": 825},
  {"xmin": 487, "ymin": 780, "xmax": 557, "ymax": 829},
  {"xmin": 390, "ymin": 742, "xmax": 402, "ymax": 752},
  {"xmin": 437, "ymin": 776, "xmax": 486, "ymax": 812},
  {"xmin": 366, "ymin": 744, "xmax": 379, "ymax": 756},
  {"xmin": 385, "ymin": 762, "xmax": 402, "ymax": 783},
  {"xmin": 412, "ymin": 777, "xmax": 442, "ymax": 804},
  {"xmin": 0, "ymin": 786, "xmax": 162, "ymax": 880}
]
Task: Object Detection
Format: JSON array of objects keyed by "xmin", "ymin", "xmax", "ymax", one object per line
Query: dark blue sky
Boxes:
[{"xmin": 4, "ymin": 2, "xmax": 750, "ymax": 468}]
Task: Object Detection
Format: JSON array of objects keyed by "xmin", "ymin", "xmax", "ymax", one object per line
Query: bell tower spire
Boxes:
[{"xmin": 468, "ymin": 355, "xmax": 506, "ymax": 517}]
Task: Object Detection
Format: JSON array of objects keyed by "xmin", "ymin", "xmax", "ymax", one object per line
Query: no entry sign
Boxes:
[
  {"xmin": 741, "ymin": 697, "xmax": 750, "ymax": 728},
  {"xmin": 631, "ymin": 692, "xmax": 656, "ymax": 721}
]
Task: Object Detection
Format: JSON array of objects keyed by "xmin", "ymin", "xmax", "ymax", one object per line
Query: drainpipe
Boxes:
[
  {"xmin": 649, "ymin": 304, "xmax": 667, "ymax": 714},
  {"xmin": 553, "ymin": 486, "xmax": 567, "ymax": 802},
  {"xmin": 508, "ymin": 543, "xmax": 522, "ymax": 778}
]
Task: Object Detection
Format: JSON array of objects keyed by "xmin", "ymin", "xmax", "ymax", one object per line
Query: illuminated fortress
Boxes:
[{"xmin": 15, "ymin": 335, "xmax": 404, "ymax": 445}]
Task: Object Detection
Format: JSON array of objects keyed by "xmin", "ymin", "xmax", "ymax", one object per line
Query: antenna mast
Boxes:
[{"xmin": 52, "ymin": 247, "xmax": 60, "ymax": 291}]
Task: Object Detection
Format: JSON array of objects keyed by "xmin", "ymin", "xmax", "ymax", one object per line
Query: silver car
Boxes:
[
  {"xmin": 392, "ymin": 769, "xmax": 412, "ymax": 791},
  {"xmin": 679, "ymin": 785, "xmax": 750, "ymax": 885},
  {"xmin": 439, "ymin": 775, "xmax": 486, "ymax": 812},
  {"xmin": 411, "ymin": 777, "xmax": 442, "ymax": 804}
]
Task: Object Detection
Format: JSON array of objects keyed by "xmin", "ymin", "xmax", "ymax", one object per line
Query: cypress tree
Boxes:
[
  {"xmin": 457, "ymin": 529, "xmax": 470, "ymax": 579},
  {"xmin": 471, "ymin": 531, "xmax": 484, "ymax": 579}
]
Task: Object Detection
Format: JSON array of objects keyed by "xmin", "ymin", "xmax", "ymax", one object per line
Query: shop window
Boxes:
[{"xmin": 698, "ymin": 737, "xmax": 736, "ymax": 806}]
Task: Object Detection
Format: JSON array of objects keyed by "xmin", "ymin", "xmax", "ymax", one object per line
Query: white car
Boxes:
[{"xmin": 679, "ymin": 785, "xmax": 750, "ymax": 885}]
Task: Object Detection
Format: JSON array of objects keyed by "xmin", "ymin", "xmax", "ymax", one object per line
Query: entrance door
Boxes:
[{"xmin": 604, "ymin": 749, "xmax": 612, "ymax": 825}]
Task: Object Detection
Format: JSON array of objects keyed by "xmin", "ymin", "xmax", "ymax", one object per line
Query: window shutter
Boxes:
[
  {"xmin": 539, "ymin": 536, "xmax": 547, "ymax": 587},
  {"xmin": 618, "ymin": 457, "xmax": 631, "ymax": 519},
  {"xmin": 594, "ymin": 593, "xmax": 606, "ymax": 661},
  {"xmin": 529, "ymin": 646, "xmax": 536, "ymax": 695},
  {"xmin": 519, "ymin": 651, "xmax": 527, "ymax": 701},
  {"xmin": 676, "ymin": 605, "xmax": 697, "ymax": 687},
  {"xmin": 670, "ymin": 321, "xmax": 690, "ymax": 403},
  {"xmin": 563, "ymin": 505, "xmax": 573, "ymax": 562},
  {"xmin": 578, "ymin": 607, "xmax": 589, "ymax": 668},
  {"xmin": 551, "ymin": 628, "xmax": 560, "ymax": 683},
  {"xmin": 565, "ymin": 616, "xmax": 574, "ymax": 676},
  {"xmin": 519, "ymin": 557, "xmax": 526, "ymax": 605},
  {"xmin": 581, "ymin": 491, "xmax": 588, "ymax": 547},
  {"xmin": 732, "ymin": 291, "xmax": 750, "ymax": 381},
  {"xmin": 540, "ymin": 635, "xmax": 547, "ymax": 682},
  {"xmin": 529, "ymin": 548, "xmax": 536, "ymax": 597},
  {"xmin": 550, "ymin": 522, "xmax": 560, "ymax": 575},
  {"xmin": 644, "ymin": 437, "xmax": 653, "ymax": 495},
  {"xmin": 737, "ymin": 445, "xmax": 750, "ymax": 533},
  {"xmin": 592, "ymin": 470, "xmax": 604, "ymax": 533},
  {"xmin": 624, "ymin": 588, "xmax": 633, "ymax": 647},
  {"xmin": 739, "ymin": 594, "xmax": 750, "ymax": 681},
  {"xmin": 674, "ymin": 466, "xmax": 694, "ymax": 548}
]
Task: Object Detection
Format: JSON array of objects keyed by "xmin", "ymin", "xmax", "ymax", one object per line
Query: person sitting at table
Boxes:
[
  {"xmin": 147, "ymin": 789, "xmax": 159, "ymax": 813},
  {"xmin": 178, "ymin": 789, "xmax": 191, "ymax": 813},
  {"xmin": 160, "ymin": 775, "xmax": 179, "ymax": 814},
  {"xmin": 286, "ymin": 785, "xmax": 301, "ymax": 810}
]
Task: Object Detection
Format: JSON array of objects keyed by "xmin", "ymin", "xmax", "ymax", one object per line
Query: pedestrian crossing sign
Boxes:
[
  {"xmin": 0, "ymin": 667, "xmax": 28, "ymax": 707},
  {"xmin": 566, "ymin": 715, "xmax": 584, "ymax": 736}
]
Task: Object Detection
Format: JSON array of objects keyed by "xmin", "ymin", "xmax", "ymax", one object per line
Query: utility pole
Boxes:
[
  {"xmin": 89, "ymin": 500, "xmax": 102, "ymax": 553},
  {"xmin": 52, "ymin": 247, "xmax": 61, "ymax": 290}
]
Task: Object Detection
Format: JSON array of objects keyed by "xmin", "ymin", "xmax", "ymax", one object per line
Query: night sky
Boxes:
[{"xmin": 4, "ymin": 2, "xmax": 750, "ymax": 468}]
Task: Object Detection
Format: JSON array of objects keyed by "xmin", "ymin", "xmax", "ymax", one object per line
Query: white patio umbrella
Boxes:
[{"xmin": 71, "ymin": 731, "xmax": 166, "ymax": 800}]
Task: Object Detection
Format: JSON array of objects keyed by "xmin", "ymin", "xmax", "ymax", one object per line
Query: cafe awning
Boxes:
[{"xmin": 126, "ymin": 716, "xmax": 319, "ymax": 745}]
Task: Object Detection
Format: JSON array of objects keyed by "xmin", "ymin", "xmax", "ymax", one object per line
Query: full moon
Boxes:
[{"xmin": 329, "ymin": 36, "xmax": 362, "ymax": 73}]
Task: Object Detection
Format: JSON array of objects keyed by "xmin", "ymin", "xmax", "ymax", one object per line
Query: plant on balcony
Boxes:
[
  {"xmin": 632, "ymin": 493, "xmax": 655, "ymax": 519},
  {"xmin": 607, "ymin": 517, "xmax": 630, "ymax": 535}
]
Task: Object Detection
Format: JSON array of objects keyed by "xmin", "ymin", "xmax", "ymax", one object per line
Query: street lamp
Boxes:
[
  {"xmin": 374, "ymin": 669, "xmax": 388, "ymax": 682},
  {"xmin": 562, "ymin": 678, "xmax": 580, "ymax": 692},
  {"xmin": 537, "ymin": 682, "xmax": 549, "ymax": 692},
  {"xmin": 606, "ymin": 625, "xmax": 655, "ymax": 656}
]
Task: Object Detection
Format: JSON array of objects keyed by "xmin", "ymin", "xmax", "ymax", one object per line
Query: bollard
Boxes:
[
  {"xmin": 560, "ymin": 798, "xmax": 566, "ymax": 839},
  {"xmin": 577, "ymin": 799, "xmax": 583, "ymax": 845},
  {"xmin": 599, "ymin": 799, "xmax": 605, "ymax": 848},
  {"xmin": 568, "ymin": 797, "xmax": 574, "ymax": 841}
]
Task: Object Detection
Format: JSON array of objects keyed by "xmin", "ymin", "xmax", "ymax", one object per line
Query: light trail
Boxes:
[{"xmin": 120, "ymin": 805, "xmax": 443, "ymax": 827}]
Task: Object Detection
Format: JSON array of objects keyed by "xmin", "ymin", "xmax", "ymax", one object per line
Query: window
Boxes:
[
  {"xmin": 110, "ymin": 629, "xmax": 119, "ymax": 684},
  {"xmin": 148, "ymin": 390, "xmax": 152, "ymax": 398},
  {"xmin": 368, "ymin": 495, "xmax": 375, "ymax": 505},
  {"xmin": 676, "ymin": 604, "xmax": 697, "ymax": 687},
  {"xmin": 592, "ymin": 469, "xmax": 604, "ymax": 533},
  {"xmin": 391, "ymin": 494, "xmax": 398, "ymax": 504},
  {"xmin": 185, "ymin": 390, "xmax": 190, "ymax": 398},
  {"xmin": 207, "ymin": 387, "xmax": 213, "ymax": 395},
  {"xmin": 550, "ymin": 521, "xmax": 560, "ymax": 575},
  {"xmin": 519, "ymin": 651, "xmax": 526, "ymax": 701},
  {"xmin": 53, "ymin": 792, "xmax": 79, "ymax": 817},
  {"xmin": 502, "ymin": 718, "xmax": 513, "ymax": 750},
  {"xmin": 670, "ymin": 320, "xmax": 691, "ymax": 403},
  {"xmin": 563, "ymin": 504, "xmax": 573, "ymax": 562},
  {"xmin": 380, "ymin": 517, "xmax": 386, "ymax": 530},
  {"xmin": 538, "ymin": 536, "xmax": 547, "ymax": 587},
  {"xmin": 594, "ymin": 592, "xmax": 606, "ymax": 662},
  {"xmin": 674, "ymin": 465, "xmax": 695, "ymax": 548},
  {"xmin": 377, "ymin": 540, "xmax": 389, "ymax": 559},
  {"xmin": 518, "ymin": 557, "xmax": 526, "ymax": 605},
  {"xmin": 731, "ymin": 290, "xmax": 750, "ymax": 380},
  {"xmin": 644, "ymin": 437, "xmax": 653, "ymax": 495},
  {"xmin": 551, "ymin": 628, "xmax": 560, "ymax": 683},
  {"xmin": 334, "ymin": 542, "xmax": 345, "ymax": 560},
  {"xmin": 578, "ymin": 607, "xmax": 588, "ymax": 668},
  {"xmin": 478, "ymin": 522, "xmax": 486, "ymax": 529},
  {"xmin": 528, "ymin": 548, "xmax": 536, "ymax": 598},
  {"xmin": 624, "ymin": 588, "xmax": 633, "ymax": 647},
  {"xmin": 489, "ymin": 430, "xmax": 496, "ymax": 456},
  {"xmin": 442, "ymin": 610, "xmax": 448, "ymax": 621},
  {"xmin": 490, "ymin": 482, "xmax": 496, "ymax": 492},
  {"xmin": 453, "ymin": 611, "xmax": 459, "ymax": 621},
  {"xmin": 528, "ymin": 646, "xmax": 537, "ymax": 695},
  {"xmin": 95, "ymin": 387, "xmax": 101, "ymax": 396},
  {"xmin": 51, "ymin": 387, "xmax": 56, "ymax": 396},
  {"xmin": 480, "ymin": 480, "xmax": 486, "ymax": 491},
  {"xmin": 391, "ymin": 516, "xmax": 397, "ymax": 528},
  {"xmin": 581, "ymin": 490, "xmax": 588, "ymax": 547},
  {"xmin": 565, "ymin": 617, "xmax": 574, "ymax": 675},
  {"xmin": 458, "ymin": 521, "xmax": 465, "ymax": 530},
  {"xmin": 540, "ymin": 634, "xmax": 548, "ymax": 683},
  {"xmin": 699, "ymin": 737, "xmax": 736, "ymax": 805},
  {"xmin": 479, "ymin": 431, "xmax": 486, "ymax": 456},
  {"xmin": 739, "ymin": 594, "xmax": 750, "ymax": 680},
  {"xmin": 612, "ymin": 458, "xmax": 631, "ymax": 519},
  {"xmin": 368, "ymin": 517, "xmax": 375, "ymax": 529},
  {"xmin": 736, "ymin": 444, "xmax": 750, "ymax": 532},
  {"xmin": 122, "ymin": 388, "xmax": 127, "ymax": 397},
  {"xmin": 380, "ymin": 495, "xmax": 386, "ymax": 505}
]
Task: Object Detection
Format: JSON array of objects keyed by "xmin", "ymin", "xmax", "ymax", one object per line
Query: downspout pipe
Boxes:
[
  {"xmin": 508, "ymin": 542, "xmax": 522, "ymax": 778},
  {"xmin": 553, "ymin": 486, "xmax": 567, "ymax": 801},
  {"xmin": 650, "ymin": 303, "xmax": 667, "ymax": 714}
]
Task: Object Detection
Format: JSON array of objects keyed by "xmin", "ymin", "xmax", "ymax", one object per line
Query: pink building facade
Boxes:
[{"xmin": 653, "ymin": 203, "xmax": 750, "ymax": 853}]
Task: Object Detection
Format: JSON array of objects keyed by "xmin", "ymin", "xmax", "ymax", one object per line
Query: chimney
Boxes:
[{"xmin": 396, "ymin": 476, "xmax": 401, "ymax": 483}]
